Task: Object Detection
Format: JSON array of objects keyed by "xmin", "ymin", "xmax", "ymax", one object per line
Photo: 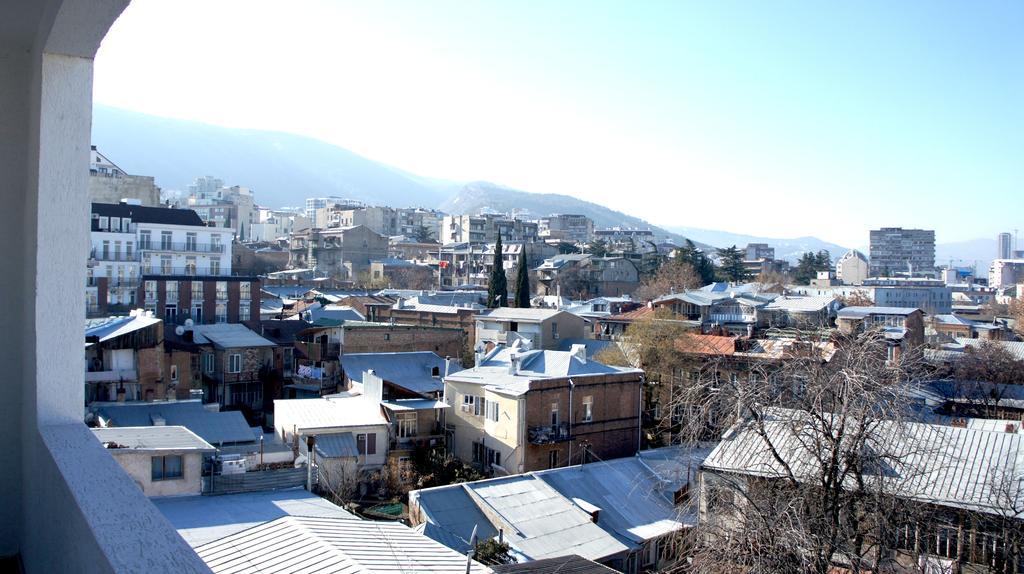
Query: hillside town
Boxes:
[{"xmin": 74, "ymin": 149, "xmax": 1024, "ymax": 573}]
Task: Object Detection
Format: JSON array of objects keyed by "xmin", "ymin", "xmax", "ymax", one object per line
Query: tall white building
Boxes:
[
  {"xmin": 836, "ymin": 250, "xmax": 869, "ymax": 285},
  {"xmin": 997, "ymin": 232, "xmax": 1013, "ymax": 260}
]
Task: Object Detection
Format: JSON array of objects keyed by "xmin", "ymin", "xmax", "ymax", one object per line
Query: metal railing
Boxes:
[
  {"xmin": 140, "ymin": 241, "xmax": 225, "ymax": 254},
  {"xmin": 140, "ymin": 266, "xmax": 254, "ymax": 277},
  {"xmin": 528, "ymin": 422, "xmax": 570, "ymax": 445},
  {"xmin": 89, "ymin": 249, "xmax": 140, "ymax": 262}
]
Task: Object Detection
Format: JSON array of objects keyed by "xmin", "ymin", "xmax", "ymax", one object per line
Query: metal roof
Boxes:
[
  {"xmin": 154, "ymin": 488, "xmax": 358, "ymax": 548},
  {"xmin": 341, "ymin": 352, "xmax": 453, "ymax": 397},
  {"xmin": 493, "ymin": 555, "xmax": 618, "ymax": 574},
  {"xmin": 702, "ymin": 407, "xmax": 1024, "ymax": 518},
  {"xmin": 274, "ymin": 396, "xmax": 389, "ymax": 430},
  {"xmin": 412, "ymin": 484, "xmax": 499, "ymax": 553},
  {"xmin": 837, "ymin": 306, "xmax": 921, "ymax": 318},
  {"xmin": 93, "ymin": 425, "xmax": 215, "ymax": 452},
  {"xmin": 381, "ymin": 399, "xmax": 449, "ymax": 412},
  {"xmin": 191, "ymin": 323, "xmax": 277, "ymax": 349},
  {"xmin": 85, "ymin": 314, "xmax": 162, "ymax": 342},
  {"xmin": 764, "ymin": 295, "xmax": 838, "ymax": 313},
  {"xmin": 956, "ymin": 338, "xmax": 1024, "ymax": 361},
  {"xmin": 92, "ymin": 202, "xmax": 205, "ymax": 226},
  {"xmin": 314, "ymin": 432, "xmax": 359, "ymax": 458},
  {"xmin": 477, "ymin": 308, "xmax": 569, "ymax": 322},
  {"xmin": 195, "ymin": 516, "xmax": 493, "ymax": 573},
  {"xmin": 91, "ymin": 401, "xmax": 255, "ymax": 446}
]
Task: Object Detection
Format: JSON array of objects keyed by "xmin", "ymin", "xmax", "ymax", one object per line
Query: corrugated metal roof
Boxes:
[
  {"xmin": 956, "ymin": 338, "xmax": 1024, "ymax": 361},
  {"xmin": 381, "ymin": 399, "xmax": 449, "ymax": 412},
  {"xmin": 154, "ymin": 488, "xmax": 358, "ymax": 548},
  {"xmin": 91, "ymin": 401, "xmax": 255, "ymax": 445},
  {"xmin": 274, "ymin": 396, "xmax": 389, "ymax": 430},
  {"xmin": 837, "ymin": 306, "xmax": 920, "ymax": 318},
  {"xmin": 191, "ymin": 323, "xmax": 277, "ymax": 349},
  {"xmin": 702, "ymin": 408, "xmax": 1024, "ymax": 518},
  {"xmin": 764, "ymin": 295, "xmax": 838, "ymax": 312},
  {"xmin": 195, "ymin": 516, "xmax": 493, "ymax": 573},
  {"xmin": 478, "ymin": 308, "xmax": 567, "ymax": 322},
  {"xmin": 85, "ymin": 314, "xmax": 162, "ymax": 342},
  {"xmin": 93, "ymin": 425, "xmax": 214, "ymax": 451},
  {"xmin": 314, "ymin": 432, "xmax": 358, "ymax": 458},
  {"xmin": 342, "ymin": 352, "xmax": 453, "ymax": 397},
  {"xmin": 493, "ymin": 555, "xmax": 618, "ymax": 573},
  {"xmin": 413, "ymin": 485, "xmax": 498, "ymax": 553}
]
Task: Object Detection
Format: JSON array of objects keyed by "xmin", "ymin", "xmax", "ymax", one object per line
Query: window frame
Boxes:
[{"xmin": 151, "ymin": 454, "xmax": 184, "ymax": 481}]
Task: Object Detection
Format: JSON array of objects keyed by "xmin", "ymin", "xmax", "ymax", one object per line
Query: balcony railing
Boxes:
[
  {"xmin": 84, "ymin": 369, "xmax": 137, "ymax": 383},
  {"xmin": 141, "ymin": 266, "xmax": 253, "ymax": 277},
  {"xmin": 140, "ymin": 241, "xmax": 225, "ymax": 254},
  {"xmin": 89, "ymin": 249, "xmax": 140, "ymax": 262},
  {"xmin": 528, "ymin": 422, "xmax": 570, "ymax": 445}
]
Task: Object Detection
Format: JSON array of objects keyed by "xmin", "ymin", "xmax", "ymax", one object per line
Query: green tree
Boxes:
[
  {"xmin": 676, "ymin": 240, "xmax": 716, "ymax": 285},
  {"xmin": 514, "ymin": 246, "xmax": 531, "ymax": 308},
  {"xmin": 794, "ymin": 250, "xmax": 833, "ymax": 285},
  {"xmin": 474, "ymin": 539, "xmax": 517, "ymax": 566},
  {"xmin": 487, "ymin": 234, "xmax": 508, "ymax": 308},
  {"xmin": 716, "ymin": 245, "xmax": 747, "ymax": 283},
  {"xmin": 410, "ymin": 224, "xmax": 434, "ymax": 243},
  {"xmin": 587, "ymin": 238, "xmax": 608, "ymax": 257}
]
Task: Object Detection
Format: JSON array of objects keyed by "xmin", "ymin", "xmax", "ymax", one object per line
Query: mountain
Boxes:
[
  {"xmin": 91, "ymin": 105, "xmax": 448, "ymax": 208},
  {"xmin": 440, "ymin": 182, "xmax": 713, "ymax": 249},
  {"xmin": 663, "ymin": 226, "xmax": 851, "ymax": 264}
]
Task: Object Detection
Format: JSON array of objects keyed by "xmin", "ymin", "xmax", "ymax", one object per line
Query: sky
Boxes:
[{"xmin": 93, "ymin": 0, "xmax": 1023, "ymax": 247}]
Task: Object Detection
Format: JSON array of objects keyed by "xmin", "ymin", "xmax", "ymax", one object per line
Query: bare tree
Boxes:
[
  {"xmin": 838, "ymin": 289, "xmax": 874, "ymax": 307},
  {"xmin": 635, "ymin": 259, "xmax": 702, "ymax": 302}
]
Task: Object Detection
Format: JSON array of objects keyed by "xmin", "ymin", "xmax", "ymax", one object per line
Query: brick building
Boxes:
[{"xmin": 138, "ymin": 275, "xmax": 262, "ymax": 325}]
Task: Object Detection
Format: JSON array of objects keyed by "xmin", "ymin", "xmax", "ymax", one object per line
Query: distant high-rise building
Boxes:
[
  {"xmin": 868, "ymin": 228, "xmax": 935, "ymax": 277},
  {"xmin": 997, "ymin": 232, "xmax": 1013, "ymax": 260}
]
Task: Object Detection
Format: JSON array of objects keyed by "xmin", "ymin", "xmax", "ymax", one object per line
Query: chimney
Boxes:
[
  {"xmin": 570, "ymin": 344, "xmax": 587, "ymax": 364},
  {"xmin": 508, "ymin": 353, "xmax": 520, "ymax": 375},
  {"xmin": 474, "ymin": 346, "xmax": 485, "ymax": 369}
]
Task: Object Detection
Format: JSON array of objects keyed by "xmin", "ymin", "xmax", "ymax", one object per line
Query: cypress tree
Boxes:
[
  {"xmin": 487, "ymin": 233, "xmax": 508, "ymax": 308},
  {"xmin": 514, "ymin": 246, "xmax": 531, "ymax": 308}
]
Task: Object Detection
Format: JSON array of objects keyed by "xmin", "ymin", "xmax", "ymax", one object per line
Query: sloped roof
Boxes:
[
  {"xmin": 191, "ymin": 324, "xmax": 277, "ymax": 349},
  {"xmin": 314, "ymin": 432, "xmax": 358, "ymax": 458},
  {"xmin": 92, "ymin": 202, "xmax": 205, "ymax": 227},
  {"xmin": 195, "ymin": 516, "xmax": 492, "ymax": 573},
  {"xmin": 478, "ymin": 308, "xmax": 572, "ymax": 322},
  {"xmin": 91, "ymin": 401, "xmax": 255, "ymax": 445},
  {"xmin": 702, "ymin": 408, "xmax": 1024, "ymax": 518},
  {"xmin": 956, "ymin": 338, "xmax": 1024, "ymax": 361},
  {"xmin": 837, "ymin": 306, "xmax": 921, "ymax": 319},
  {"xmin": 447, "ymin": 346, "xmax": 639, "ymax": 396},
  {"xmin": 93, "ymin": 425, "xmax": 214, "ymax": 452},
  {"xmin": 675, "ymin": 335, "xmax": 736, "ymax": 356},
  {"xmin": 602, "ymin": 306, "xmax": 654, "ymax": 323},
  {"xmin": 341, "ymin": 352, "xmax": 453, "ymax": 397},
  {"xmin": 493, "ymin": 555, "xmax": 618, "ymax": 573},
  {"xmin": 85, "ymin": 314, "xmax": 161, "ymax": 342},
  {"xmin": 764, "ymin": 295, "xmax": 838, "ymax": 313},
  {"xmin": 274, "ymin": 396, "xmax": 389, "ymax": 430}
]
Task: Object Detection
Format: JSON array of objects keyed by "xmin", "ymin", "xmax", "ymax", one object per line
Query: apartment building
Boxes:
[
  {"xmin": 863, "ymin": 277, "xmax": 952, "ymax": 315},
  {"xmin": 441, "ymin": 213, "xmax": 539, "ymax": 245},
  {"xmin": 287, "ymin": 225, "xmax": 389, "ymax": 279},
  {"xmin": 89, "ymin": 146, "xmax": 161, "ymax": 207},
  {"xmin": 475, "ymin": 308, "xmax": 586, "ymax": 351},
  {"xmin": 868, "ymin": 227, "xmax": 935, "ymax": 276},
  {"xmin": 249, "ymin": 207, "xmax": 310, "ymax": 242},
  {"xmin": 444, "ymin": 343, "xmax": 644, "ymax": 474},
  {"xmin": 836, "ymin": 249, "xmax": 869, "ymax": 285},
  {"xmin": 537, "ymin": 214, "xmax": 595, "ymax": 244}
]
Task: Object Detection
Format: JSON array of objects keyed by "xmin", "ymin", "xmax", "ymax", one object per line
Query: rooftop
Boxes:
[
  {"xmin": 190, "ymin": 323, "xmax": 277, "ymax": 349},
  {"xmin": 92, "ymin": 202, "xmax": 206, "ymax": 227},
  {"xmin": 477, "ymin": 307, "xmax": 568, "ymax": 322},
  {"xmin": 90, "ymin": 400, "xmax": 255, "ymax": 446},
  {"xmin": 92, "ymin": 425, "xmax": 214, "ymax": 452},
  {"xmin": 85, "ymin": 313, "xmax": 161, "ymax": 343},
  {"xmin": 341, "ymin": 352, "xmax": 456, "ymax": 397},
  {"xmin": 836, "ymin": 306, "xmax": 921, "ymax": 318},
  {"xmin": 274, "ymin": 396, "xmax": 389, "ymax": 430}
]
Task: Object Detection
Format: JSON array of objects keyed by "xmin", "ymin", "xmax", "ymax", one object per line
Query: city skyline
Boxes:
[{"xmin": 93, "ymin": 1, "xmax": 1022, "ymax": 247}]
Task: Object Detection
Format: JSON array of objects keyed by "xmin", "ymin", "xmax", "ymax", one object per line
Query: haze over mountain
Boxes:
[{"xmin": 93, "ymin": 105, "xmax": 1001, "ymax": 269}]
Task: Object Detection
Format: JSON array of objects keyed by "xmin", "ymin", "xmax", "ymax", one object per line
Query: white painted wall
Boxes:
[{"xmin": 107, "ymin": 450, "xmax": 205, "ymax": 497}]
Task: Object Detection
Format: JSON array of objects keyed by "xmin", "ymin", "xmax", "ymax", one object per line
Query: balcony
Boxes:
[
  {"xmin": 140, "ymin": 241, "xmax": 225, "ymax": 254},
  {"xmin": 528, "ymin": 422, "xmax": 570, "ymax": 445},
  {"xmin": 708, "ymin": 313, "xmax": 758, "ymax": 324},
  {"xmin": 84, "ymin": 369, "xmax": 137, "ymax": 383},
  {"xmin": 89, "ymin": 249, "xmax": 140, "ymax": 262},
  {"xmin": 140, "ymin": 266, "xmax": 253, "ymax": 277}
]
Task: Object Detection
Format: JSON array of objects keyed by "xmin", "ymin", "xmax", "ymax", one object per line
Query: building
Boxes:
[
  {"xmin": 989, "ymin": 259, "xmax": 1024, "ymax": 289},
  {"xmin": 537, "ymin": 214, "xmax": 595, "ymax": 244},
  {"xmin": 863, "ymin": 277, "xmax": 952, "ymax": 315},
  {"xmin": 998, "ymin": 232, "xmax": 1014, "ymax": 260},
  {"xmin": 249, "ymin": 207, "xmax": 309, "ymax": 242},
  {"xmin": 340, "ymin": 352, "xmax": 457, "ymax": 400},
  {"xmin": 321, "ymin": 205, "xmax": 444, "ymax": 240},
  {"xmin": 744, "ymin": 243, "xmax": 774, "ymax": 261},
  {"xmin": 305, "ymin": 196, "xmax": 363, "ymax": 226},
  {"xmin": 85, "ymin": 312, "xmax": 167, "ymax": 404},
  {"xmin": 287, "ymin": 225, "xmax": 389, "ymax": 280},
  {"xmin": 835, "ymin": 306, "xmax": 926, "ymax": 354},
  {"xmin": 868, "ymin": 227, "xmax": 936, "ymax": 277},
  {"xmin": 593, "ymin": 228, "xmax": 657, "ymax": 251},
  {"xmin": 441, "ymin": 213, "xmax": 539, "ymax": 245},
  {"xmin": 88, "ymin": 202, "xmax": 234, "ymax": 316},
  {"xmin": 438, "ymin": 240, "xmax": 556, "ymax": 289},
  {"xmin": 410, "ymin": 446, "xmax": 706, "ymax": 572},
  {"xmin": 476, "ymin": 307, "xmax": 587, "ymax": 351},
  {"xmin": 139, "ymin": 275, "xmax": 262, "ymax": 325},
  {"xmin": 835, "ymin": 249, "xmax": 869, "ymax": 285},
  {"xmin": 651, "ymin": 283, "xmax": 778, "ymax": 336},
  {"xmin": 92, "ymin": 426, "xmax": 214, "ymax": 497},
  {"xmin": 89, "ymin": 146, "xmax": 161, "ymax": 207},
  {"xmin": 444, "ymin": 342, "xmax": 644, "ymax": 474}
]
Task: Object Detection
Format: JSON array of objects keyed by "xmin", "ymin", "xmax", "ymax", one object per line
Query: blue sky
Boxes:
[{"xmin": 94, "ymin": 1, "xmax": 1022, "ymax": 246}]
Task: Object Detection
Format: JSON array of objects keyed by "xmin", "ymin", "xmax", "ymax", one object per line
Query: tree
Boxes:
[
  {"xmin": 838, "ymin": 289, "xmax": 874, "ymax": 307},
  {"xmin": 1011, "ymin": 297, "xmax": 1024, "ymax": 338},
  {"xmin": 716, "ymin": 245, "xmax": 747, "ymax": 283},
  {"xmin": 676, "ymin": 240, "xmax": 716, "ymax": 285},
  {"xmin": 951, "ymin": 340, "xmax": 1024, "ymax": 385},
  {"xmin": 793, "ymin": 250, "xmax": 832, "ymax": 285},
  {"xmin": 754, "ymin": 269, "xmax": 791, "ymax": 293},
  {"xmin": 586, "ymin": 238, "xmax": 608, "ymax": 257},
  {"xmin": 635, "ymin": 258, "xmax": 701, "ymax": 301},
  {"xmin": 514, "ymin": 247, "xmax": 531, "ymax": 308},
  {"xmin": 473, "ymin": 539, "xmax": 517, "ymax": 566},
  {"xmin": 487, "ymin": 234, "xmax": 508, "ymax": 308},
  {"xmin": 551, "ymin": 264, "xmax": 593, "ymax": 300},
  {"xmin": 410, "ymin": 224, "xmax": 435, "ymax": 243}
]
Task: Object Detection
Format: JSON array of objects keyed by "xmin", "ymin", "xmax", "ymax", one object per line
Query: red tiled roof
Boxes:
[
  {"xmin": 675, "ymin": 334, "xmax": 736, "ymax": 356},
  {"xmin": 603, "ymin": 305, "xmax": 655, "ymax": 322}
]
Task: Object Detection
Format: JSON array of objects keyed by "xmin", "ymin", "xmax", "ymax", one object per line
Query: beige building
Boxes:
[
  {"xmin": 92, "ymin": 426, "xmax": 214, "ymax": 497},
  {"xmin": 836, "ymin": 249, "xmax": 869, "ymax": 285},
  {"xmin": 475, "ymin": 307, "xmax": 586, "ymax": 351},
  {"xmin": 444, "ymin": 342, "xmax": 644, "ymax": 475},
  {"xmin": 287, "ymin": 225, "xmax": 389, "ymax": 280},
  {"xmin": 89, "ymin": 146, "xmax": 161, "ymax": 207}
]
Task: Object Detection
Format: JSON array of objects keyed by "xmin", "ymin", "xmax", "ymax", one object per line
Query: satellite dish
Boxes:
[
  {"xmin": 175, "ymin": 326, "xmax": 185, "ymax": 336},
  {"xmin": 184, "ymin": 318, "xmax": 194, "ymax": 327}
]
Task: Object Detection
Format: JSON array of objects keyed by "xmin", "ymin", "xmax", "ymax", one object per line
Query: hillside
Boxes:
[
  {"xmin": 91, "ymin": 105, "xmax": 448, "ymax": 209},
  {"xmin": 664, "ymin": 226, "xmax": 851, "ymax": 264}
]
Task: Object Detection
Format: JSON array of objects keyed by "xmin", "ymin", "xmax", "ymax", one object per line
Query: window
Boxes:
[
  {"xmin": 461, "ymin": 394, "xmax": 475, "ymax": 413},
  {"xmin": 211, "ymin": 234, "xmax": 222, "ymax": 251},
  {"xmin": 151, "ymin": 455, "xmax": 183, "ymax": 481},
  {"xmin": 474, "ymin": 396, "xmax": 483, "ymax": 417},
  {"xmin": 397, "ymin": 412, "xmax": 417, "ymax": 438},
  {"xmin": 169, "ymin": 364, "xmax": 178, "ymax": 382},
  {"xmin": 192, "ymin": 304, "xmax": 203, "ymax": 324},
  {"xmin": 216, "ymin": 281, "xmax": 228, "ymax": 300},
  {"xmin": 215, "ymin": 303, "xmax": 227, "ymax": 324},
  {"xmin": 160, "ymin": 255, "xmax": 172, "ymax": 275},
  {"xmin": 240, "ymin": 281, "xmax": 251, "ymax": 300},
  {"xmin": 144, "ymin": 280, "xmax": 157, "ymax": 302},
  {"xmin": 98, "ymin": 216, "xmax": 109, "ymax": 231},
  {"xmin": 550, "ymin": 402, "xmax": 559, "ymax": 426},
  {"xmin": 203, "ymin": 353, "xmax": 215, "ymax": 374},
  {"xmin": 239, "ymin": 302, "xmax": 250, "ymax": 321},
  {"xmin": 191, "ymin": 280, "xmax": 204, "ymax": 300},
  {"xmin": 164, "ymin": 304, "xmax": 177, "ymax": 322},
  {"xmin": 508, "ymin": 321, "xmax": 518, "ymax": 332},
  {"xmin": 551, "ymin": 321, "xmax": 559, "ymax": 340},
  {"xmin": 165, "ymin": 280, "xmax": 178, "ymax": 301},
  {"xmin": 582, "ymin": 395, "xmax": 593, "ymax": 422},
  {"xmin": 160, "ymin": 231, "xmax": 172, "ymax": 250},
  {"xmin": 185, "ymin": 232, "xmax": 197, "ymax": 251},
  {"xmin": 125, "ymin": 241, "xmax": 133, "ymax": 259},
  {"xmin": 228, "ymin": 353, "xmax": 242, "ymax": 373},
  {"xmin": 101, "ymin": 240, "xmax": 110, "ymax": 259},
  {"xmin": 210, "ymin": 260, "xmax": 221, "ymax": 276},
  {"xmin": 548, "ymin": 449, "xmax": 558, "ymax": 469},
  {"xmin": 356, "ymin": 433, "xmax": 377, "ymax": 455},
  {"xmin": 642, "ymin": 541, "xmax": 658, "ymax": 567},
  {"xmin": 139, "ymin": 230, "xmax": 151, "ymax": 250},
  {"xmin": 184, "ymin": 256, "xmax": 197, "ymax": 276},
  {"xmin": 113, "ymin": 240, "xmax": 121, "ymax": 260}
]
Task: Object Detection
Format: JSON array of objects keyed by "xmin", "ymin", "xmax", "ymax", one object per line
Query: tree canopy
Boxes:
[{"xmin": 487, "ymin": 234, "xmax": 508, "ymax": 308}]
